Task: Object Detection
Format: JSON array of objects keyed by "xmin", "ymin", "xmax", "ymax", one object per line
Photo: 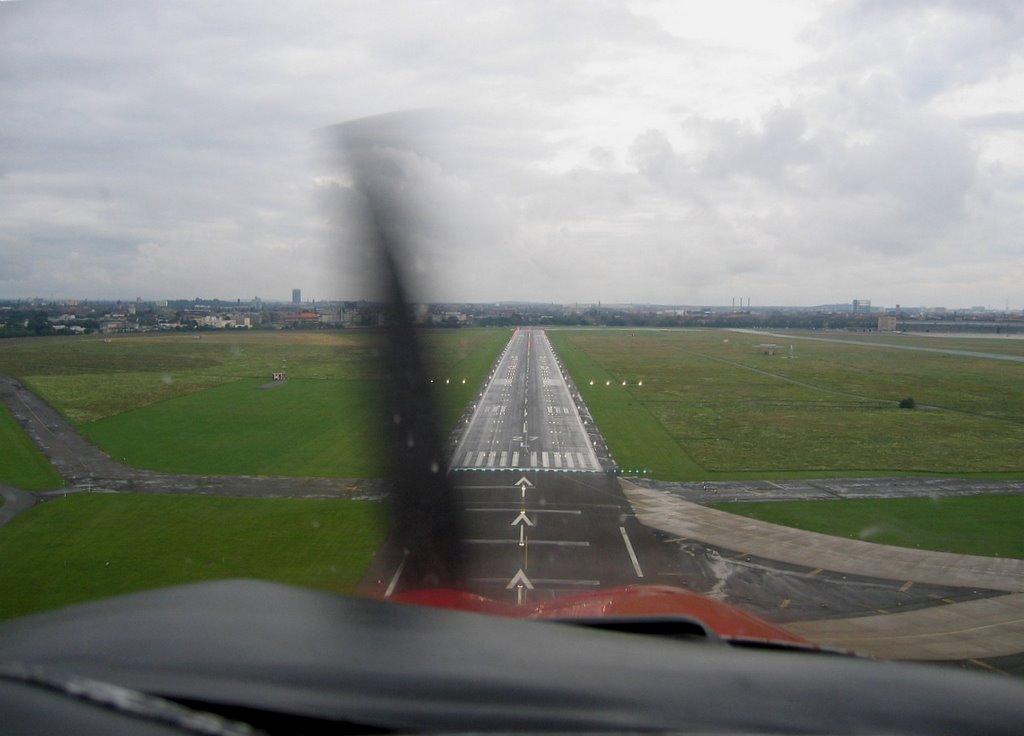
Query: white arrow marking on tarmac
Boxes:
[
  {"xmin": 506, "ymin": 569, "xmax": 534, "ymax": 590},
  {"xmin": 514, "ymin": 476, "xmax": 534, "ymax": 489},
  {"xmin": 510, "ymin": 511, "xmax": 535, "ymax": 527}
]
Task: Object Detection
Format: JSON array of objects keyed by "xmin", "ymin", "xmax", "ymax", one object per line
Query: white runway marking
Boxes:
[
  {"xmin": 384, "ymin": 554, "xmax": 408, "ymax": 598},
  {"xmin": 466, "ymin": 539, "xmax": 591, "ymax": 547},
  {"xmin": 465, "ymin": 508, "xmax": 583, "ymax": 515},
  {"xmin": 469, "ymin": 577, "xmax": 601, "ymax": 587},
  {"xmin": 619, "ymin": 526, "xmax": 644, "ymax": 578}
]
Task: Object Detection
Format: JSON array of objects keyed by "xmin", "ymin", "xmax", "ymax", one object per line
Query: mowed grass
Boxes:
[
  {"xmin": 0, "ymin": 494, "xmax": 385, "ymax": 621},
  {"xmin": 81, "ymin": 379, "xmax": 384, "ymax": 477},
  {"xmin": 1, "ymin": 329, "xmax": 509, "ymax": 478},
  {"xmin": 0, "ymin": 402, "xmax": 63, "ymax": 490},
  {"xmin": 710, "ymin": 495, "xmax": 1024, "ymax": 559},
  {"xmin": 548, "ymin": 329, "xmax": 1024, "ymax": 480}
]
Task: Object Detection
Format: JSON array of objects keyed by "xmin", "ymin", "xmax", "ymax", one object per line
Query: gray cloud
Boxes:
[{"xmin": 1, "ymin": 0, "xmax": 1022, "ymax": 307}]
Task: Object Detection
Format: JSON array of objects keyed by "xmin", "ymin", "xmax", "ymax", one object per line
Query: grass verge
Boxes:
[
  {"xmin": 548, "ymin": 328, "xmax": 1024, "ymax": 480},
  {"xmin": 0, "ymin": 402, "xmax": 63, "ymax": 490},
  {"xmin": 9, "ymin": 328, "xmax": 509, "ymax": 479},
  {"xmin": 81, "ymin": 379, "xmax": 386, "ymax": 477},
  {"xmin": 710, "ymin": 495, "xmax": 1024, "ymax": 559},
  {"xmin": 0, "ymin": 494, "xmax": 385, "ymax": 621}
]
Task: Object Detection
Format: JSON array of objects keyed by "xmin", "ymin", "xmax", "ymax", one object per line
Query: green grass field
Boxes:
[
  {"xmin": 0, "ymin": 402, "xmax": 64, "ymax": 490},
  {"xmin": 0, "ymin": 329, "xmax": 510, "ymax": 478},
  {"xmin": 0, "ymin": 494, "xmax": 385, "ymax": 621},
  {"xmin": 710, "ymin": 495, "xmax": 1024, "ymax": 559},
  {"xmin": 81, "ymin": 379, "xmax": 386, "ymax": 476},
  {"xmin": 549, "ymin": 329, "xmax": 1024, "ymax": 480}
]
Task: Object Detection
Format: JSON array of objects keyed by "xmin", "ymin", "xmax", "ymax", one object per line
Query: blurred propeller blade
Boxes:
[{"xmin": 329, "ymin": 113, "xmax": 465, "ymax": 590}]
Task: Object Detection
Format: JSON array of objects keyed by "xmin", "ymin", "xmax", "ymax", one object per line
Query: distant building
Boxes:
[
  {"xmin": 281, "ymin": 310, "xmax": 322, "ymax": 327},
  {"xmin": 852, "ymin": 299, "xmax": 871, "ymax": 313},
  {"xmin": 878, "ymin": 315, "xmax": 897, "ymax": 332},
  {"xmin": 292, "ymin": 289, "xmax": 301, "ymax": 304}
]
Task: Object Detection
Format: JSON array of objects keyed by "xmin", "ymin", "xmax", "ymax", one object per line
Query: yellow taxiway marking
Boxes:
[
  {"xmin": 780, "ymin": 598, "xmax": 791, "ymax": 609},
  {"xmin": 899, "ymin": 580, "xmax": 914, "ymax": 593},
  {"xmin": 807, "ymin": 568, "xmax": 824, "ymax": 577}
]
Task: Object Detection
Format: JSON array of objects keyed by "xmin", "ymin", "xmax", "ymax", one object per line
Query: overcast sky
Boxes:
[{"xmin": 2, "ymin": 1, "xmax": 1022, "ymax": 307}]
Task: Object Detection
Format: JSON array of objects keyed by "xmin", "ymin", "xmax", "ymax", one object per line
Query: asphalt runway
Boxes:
[
  {"xmin": 370, "ymin": 328, "xmax": 663, "ymax": 602},
  {"xmin": 365, "ymin": 329, "xmax": 1013, "ymax": 622},
  {"xmin": 451, "ymin": 327, "xmax": 608, "ymax": 472},
  {"xmin": 453, "ymin": 469, "xmax": 662, "ymax": 601}
]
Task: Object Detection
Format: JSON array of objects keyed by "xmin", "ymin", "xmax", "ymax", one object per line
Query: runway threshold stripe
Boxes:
[
  {"xmin": 466, "ymin": 539, "xmax": 591, "ymax": 547},
  {"xmin": 619, "ymin": 526, "xmax": 644, "ymax": 578},
  {"xmin": 470, "ymin": 577, "xmax": 601, "ymax": 587},
  {"xmin": 465, "ymin": 508, "xmax": 583, "ymax": 515}
]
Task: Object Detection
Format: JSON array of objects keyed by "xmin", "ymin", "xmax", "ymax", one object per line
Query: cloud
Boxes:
[{"xmin": 0, "ymin": 1, "xmax": 1022, "ymax": 308}]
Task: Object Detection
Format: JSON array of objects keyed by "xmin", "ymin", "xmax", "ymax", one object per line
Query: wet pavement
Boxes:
[{"xmin": 624, "ymin": 481, "xmax": 1024, "ymax": 663}]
